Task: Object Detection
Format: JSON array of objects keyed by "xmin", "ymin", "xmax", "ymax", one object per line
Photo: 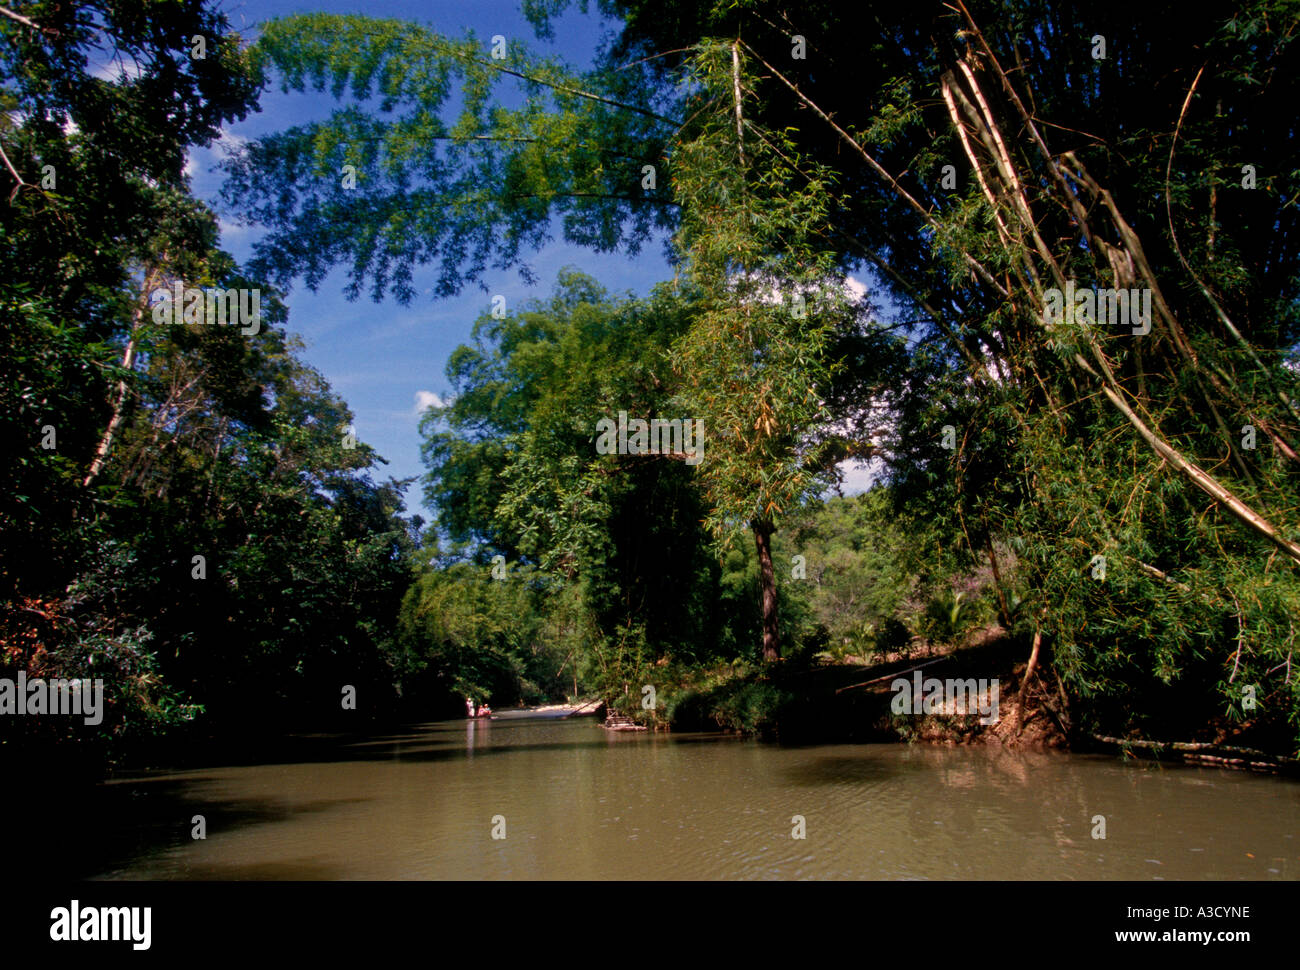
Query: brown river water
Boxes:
[{"xmin": 87, "ymin": 711, "xmax": 1299, "ymax": 880}]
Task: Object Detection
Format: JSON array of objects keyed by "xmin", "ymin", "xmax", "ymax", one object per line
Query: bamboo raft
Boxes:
[{"xmin": 602, "ymin": 713, "xmax": 647, "ymax": 732}]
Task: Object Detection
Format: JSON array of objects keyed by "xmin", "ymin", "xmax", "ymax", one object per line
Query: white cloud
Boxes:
[
  {"xmin": 413, "ymin": 390, "xmax": 445, "ymax": 413},
  {"xmin": 216, "ymin": 216, "xmax": 250, "ymax": 243},
  {"xmin": 745, "ymin": 270, "xmax": 869, "ymax": 309},
  {"xmin": 88, "ymin": 56, "xmax": 143, "ymax": 83},
  {"xmin": 835, "ymin": 457, "xmax": 884, "ymax": 496},
  {"xmin": 214, "ymin": 130, "xmax": 249, "ymax": 158}
]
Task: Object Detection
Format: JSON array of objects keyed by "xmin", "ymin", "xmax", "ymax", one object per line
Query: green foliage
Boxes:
[
  {"xmin": 707, "ymin": 680, "xmax": 791, "ymax": 733},
  {"xmin": 398, "ymin": 560, "xmax": 563, "ymax": 706},
  {"xmin": 223, "ymin": 13, "xmax": 674, "ymax": 302},
  {"xmin": 656, "ymin": 664, "xmax": 791, "ymax": 734},
  {"xmin": 774, "ymin": 490, "xmax": 916, "ymax": 660},
  {"xmin": 584, "ymin": 0, "xmax": 1300, "ymax": 751},
  {"xmin": 10, "ymin": 0, "xmax": 1294, "ymax": 761},
  {"xmin": 2, "ymin": 2, "xmax": 422, "ymax": 773},
  {"xmin": 413, "ymin": 270, "xmax": 762, "ymax": 706},
  {"xmin": 921, "ymin": 590, "xmax": 970, "ymax": 644},
  {"xmin": 668, "ymin": 40, "xmax": 848, "ymax": 548}
]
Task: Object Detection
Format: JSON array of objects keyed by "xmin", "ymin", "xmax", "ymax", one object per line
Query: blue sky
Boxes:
[
  {"xmin": 176, "ymin": 0, "xmax": 670, "ymax": 518},
  {"xmin": 163, "ymin": 0, "xmax": 877, "ymax": 519}
]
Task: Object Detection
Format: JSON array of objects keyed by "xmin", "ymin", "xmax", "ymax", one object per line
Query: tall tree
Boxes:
[
  {"xmin": 3, "ymin": 1, "xmax": 423, "ymax": 767},
  {"xmin": 667, "ymin": 39, "xmax": 852, "ymax": 660},
  {"xmin": 420, "ymin": 271, "xmax": 751, "ymax": 707}
]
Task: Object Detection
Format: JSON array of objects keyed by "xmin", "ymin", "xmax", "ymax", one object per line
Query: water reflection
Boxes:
[{"xmin": 75, "ymin": 718, "xmax": 1299, "ymax": 880}]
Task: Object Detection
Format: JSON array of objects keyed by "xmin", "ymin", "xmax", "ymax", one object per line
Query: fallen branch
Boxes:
[
  {"xmin": 1091, "ymin": 733, "xmax": 1298, "ymax": 768},
  {"xmin": 834, "ymin": 656, "xmax": 950, "ymax": 694}
]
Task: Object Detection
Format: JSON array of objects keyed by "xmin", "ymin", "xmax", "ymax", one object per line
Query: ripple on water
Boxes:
[{"xmin": 84, "ymin": 721, "xmax": 1300, "ymax": 880}]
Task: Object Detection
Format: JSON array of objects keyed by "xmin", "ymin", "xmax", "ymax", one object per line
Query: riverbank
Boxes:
[
  {"xmin": 648, "ymin": 625, "xmax": 1300, "ymax": 774},
  {"xmin": 491, "ymin": 700, "xmax": 605, "ymax": 719}
]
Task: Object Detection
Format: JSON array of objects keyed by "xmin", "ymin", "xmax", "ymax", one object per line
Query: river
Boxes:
[{"xmin": 86, "ymin": 711, "xmax": 1299, "ymax": 880}]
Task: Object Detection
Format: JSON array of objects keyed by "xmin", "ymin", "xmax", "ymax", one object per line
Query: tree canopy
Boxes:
[{"xmin": 7, "ymin": 0, "xmax": 1299, "ymax": 762}]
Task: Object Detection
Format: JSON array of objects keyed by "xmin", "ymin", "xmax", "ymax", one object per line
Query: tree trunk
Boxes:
[
  {"xmin": 984, "ymin": 535, "xmax": 1011, "ymax": 625},
  {"xmin": 84, "ymin": 265, "xmax": 162, "ymax": 487},
  {"xmin": 752, "ymin": 518, "xmax": 779, "ymax": 661},
  {"xmin": 1014, "ymin": 608, "xmax": 1048, "ymax": 736}
]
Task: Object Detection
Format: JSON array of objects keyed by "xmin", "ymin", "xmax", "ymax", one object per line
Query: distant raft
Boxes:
[{"xmin": 602, "ymin": 713, "xmax": 647, "ymax": 732}]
